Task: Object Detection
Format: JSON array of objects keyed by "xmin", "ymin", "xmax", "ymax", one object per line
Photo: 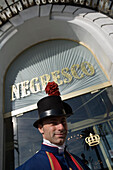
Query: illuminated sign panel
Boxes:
[
  {"xmin": 11, "ymin": 61, "xmax": 95, "ymax": 101},
  {"xmin": 4, "ymin": 39, "xmax": 110, "ymax": 113}
]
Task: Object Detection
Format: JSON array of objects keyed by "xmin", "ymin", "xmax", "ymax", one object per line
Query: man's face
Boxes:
[{"xmin": 38, "ymin": 116, "xmax": 68, "ymax": 146}]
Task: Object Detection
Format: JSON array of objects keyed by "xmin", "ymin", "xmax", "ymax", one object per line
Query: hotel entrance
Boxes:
[
  {"xmin": 3, "ymin": 39, "xmax": 113, "ymax": 169},
  {"xmin": 4, "ymin": 86, "xmax": 113, "ymax": 170}
]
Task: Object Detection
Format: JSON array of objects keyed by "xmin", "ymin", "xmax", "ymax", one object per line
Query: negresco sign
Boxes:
[{"xmin": 11, "ymin": 61, "xmax": 95, "ymax": 101}]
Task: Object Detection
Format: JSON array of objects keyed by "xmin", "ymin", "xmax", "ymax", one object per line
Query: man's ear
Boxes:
[{"xmin": 38, "ymin": 124, "xmax": 44, "ymax": 134}]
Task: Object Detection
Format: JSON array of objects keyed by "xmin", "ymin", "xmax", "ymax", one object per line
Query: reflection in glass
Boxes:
[
  {"xmin": 13, "ymin": 110, "xmax": 42, "ymax": 168},
  {"xmin": 66, "ymin": 127, "xmax": 108, "ymax": 169}
]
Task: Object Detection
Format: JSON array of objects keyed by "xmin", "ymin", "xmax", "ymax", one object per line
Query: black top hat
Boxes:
[{"xmin": 33, "ymin": 82, "xmax": 73, "ymax": 128}]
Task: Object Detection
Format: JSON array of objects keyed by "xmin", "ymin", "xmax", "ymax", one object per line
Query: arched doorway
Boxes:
[
  {"xmin": 1, "ymin": 2, "xmax": 113, "ymax": 170},
  {"xmin": 4, "ymin": 39, "xmax": 113, "ymax": 169}
]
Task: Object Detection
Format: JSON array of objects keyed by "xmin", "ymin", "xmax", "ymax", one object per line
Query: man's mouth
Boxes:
[{"xmin": 55, "ymin": 133, "xmax": 66, "ymax": 137}]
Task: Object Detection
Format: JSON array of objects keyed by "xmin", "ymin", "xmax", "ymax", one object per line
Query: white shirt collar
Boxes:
[{"xmin": 43, "ymin": 139, "xmax": 65, "ymax": 154}]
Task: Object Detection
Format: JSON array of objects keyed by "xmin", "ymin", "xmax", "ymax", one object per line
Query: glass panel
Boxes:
[
  {"xmin": 66, "ymin": 88, "xmax": 113, "ymax": 123},
  {"xmin": 4, "ymin": 117, "xmax": 14, "ymax": 170},
  {"xmin": 13, "ymin": 110, "xmax": 42, "ymax": 168},
  {"xmin": 95, "ymin": 122, "xmax": 113, "ymax": 167},
  {"xmin": 110, "ymin": 120, "xmax": 113, "ymax": 128},
  {"xmin": 66, "ymin": 127, "xmax": 108, "ymax": 170}
]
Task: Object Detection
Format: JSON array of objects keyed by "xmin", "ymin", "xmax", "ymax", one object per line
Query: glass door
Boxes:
[{"xmin": 66, "ymin": 122, "xmax": 113, "ymax": 170}]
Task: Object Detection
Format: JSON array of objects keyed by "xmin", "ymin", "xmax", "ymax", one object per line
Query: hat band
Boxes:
[{"xmin": 39, "ymin": 108, "xmax": 66, "ymax": 119}]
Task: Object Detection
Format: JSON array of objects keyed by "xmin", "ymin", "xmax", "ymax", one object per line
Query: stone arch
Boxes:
[{"xmin": 0, "ymin": 4, "xmax": 113, "ymax": 169}]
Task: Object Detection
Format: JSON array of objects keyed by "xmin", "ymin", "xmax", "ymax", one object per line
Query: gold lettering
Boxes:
[
  {"xmin": 21, "ymin": 80, "xmax": 30, "ymax": 98},
  {"xmin": 71, "ymin": 64, "xmax": 84, "ymax": 79},
  {"xmin": 11, "ymin": 61, "xmax": 95, "ymax": 101},
  {"xmin": 81, "ymin": 62, "xmax": 95, "ymax": 76},
  {"xmin": 30, "ymin": 77, "xmax": 41, "ymax": 93},
  {"xmin": 51, "ymin": 70, "xmax": 63, "ymax": 85},
  {"xmin": 11, "ymin": 83, "xmax": 21, "ymax": 101},
  {"xmin": 61, "ymin": 67, "xmax": 72, "ymax": 83},
  {"xmin": 40, "ymin": 74, "xmax": 50, "ymax": 91}
]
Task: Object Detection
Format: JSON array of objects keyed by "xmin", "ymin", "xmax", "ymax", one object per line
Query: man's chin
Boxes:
[{"xmin": 54, "ymin": 139, "xmax": 65, "ymax": 146}]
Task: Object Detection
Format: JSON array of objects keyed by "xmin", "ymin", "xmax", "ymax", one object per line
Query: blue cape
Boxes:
[{"xmin": 16, "ymin": 144, "xmax": 90, "ymax": 170}]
